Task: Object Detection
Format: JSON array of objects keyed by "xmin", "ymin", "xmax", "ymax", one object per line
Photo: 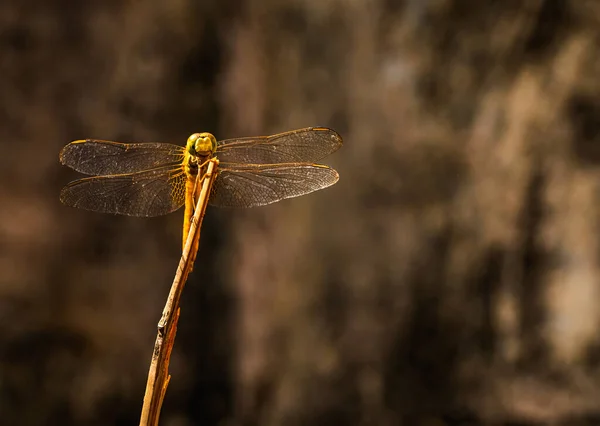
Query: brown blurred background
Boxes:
[{"xmin": 2, "ymin": 0, "xmax": 600, "ymax": 425}]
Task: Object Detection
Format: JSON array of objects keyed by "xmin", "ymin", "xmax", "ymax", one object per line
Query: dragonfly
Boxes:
[{"xmin": 59, "ymin": 127, "xmax": 342, "ymax": 248}]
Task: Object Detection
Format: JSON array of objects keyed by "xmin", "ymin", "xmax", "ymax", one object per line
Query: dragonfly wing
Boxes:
[
  {"xmin": 209, "ymin": 163, "xmax": 339, "ymax": 208},
  {"xmin": 60, "ymin": 166, "xmax": 187, "ymax": 217},
  {"xmin": 215, "ymin": 127, "xmax": 342, "ymax": 164},
  {"xmin": 60, "ymin": 140, "xmax": 185, "ymax": 175}
]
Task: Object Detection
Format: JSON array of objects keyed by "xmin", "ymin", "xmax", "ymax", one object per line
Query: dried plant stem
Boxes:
[{"xmin": 139, "ymin": 159, "xmax": 218, "ymax": 426}]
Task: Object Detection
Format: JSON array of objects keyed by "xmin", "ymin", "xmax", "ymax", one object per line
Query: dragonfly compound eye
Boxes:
[{"xmin": 187, "ymin": 132, "xmax": 216, "ymax": 157}]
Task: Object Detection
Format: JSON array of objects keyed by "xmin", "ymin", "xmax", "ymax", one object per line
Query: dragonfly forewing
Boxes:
[
  {"xmin": 215, "ymin": 127, "xmax": 342, "ymax": 165},
  {"xmin": 60, "ymin": 140, "xmax": 185, "ymax": 175}
]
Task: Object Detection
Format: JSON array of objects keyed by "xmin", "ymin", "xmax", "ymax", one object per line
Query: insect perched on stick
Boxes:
[{"xmin": 59, "ymin": 127, "xmax": 343, "ymax": 426}]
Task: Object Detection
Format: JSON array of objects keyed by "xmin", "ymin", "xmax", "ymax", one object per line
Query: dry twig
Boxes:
[{"xmin": 139, "ymin": 159, "xmax": 219, "ymax": 426}]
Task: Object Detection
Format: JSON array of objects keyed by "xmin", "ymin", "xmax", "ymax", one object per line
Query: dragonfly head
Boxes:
[{"xmin": 186, "ymin": 132, "xmax": 217, "ymax": 158}]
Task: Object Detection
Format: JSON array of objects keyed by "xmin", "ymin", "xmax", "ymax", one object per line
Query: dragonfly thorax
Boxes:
[{"xmin": 186, "ymin": 132, "xmax": 217, "ymax": 158}]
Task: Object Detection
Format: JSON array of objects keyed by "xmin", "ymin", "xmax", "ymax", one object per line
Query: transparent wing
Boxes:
[
  {"xmin": 60, "ymin": 139, "xmax": 185, "ymax": 175},
  {"xmin": 215, "ymin": 127, "xmax": 342, "ymax": 164},
  {"xmin": 59, "ymin": 165, "xmax": 187, "ymax": 217},
  {"xmin": 209, "ymin": 163, "xmax": 339, "ymax": 208}
]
